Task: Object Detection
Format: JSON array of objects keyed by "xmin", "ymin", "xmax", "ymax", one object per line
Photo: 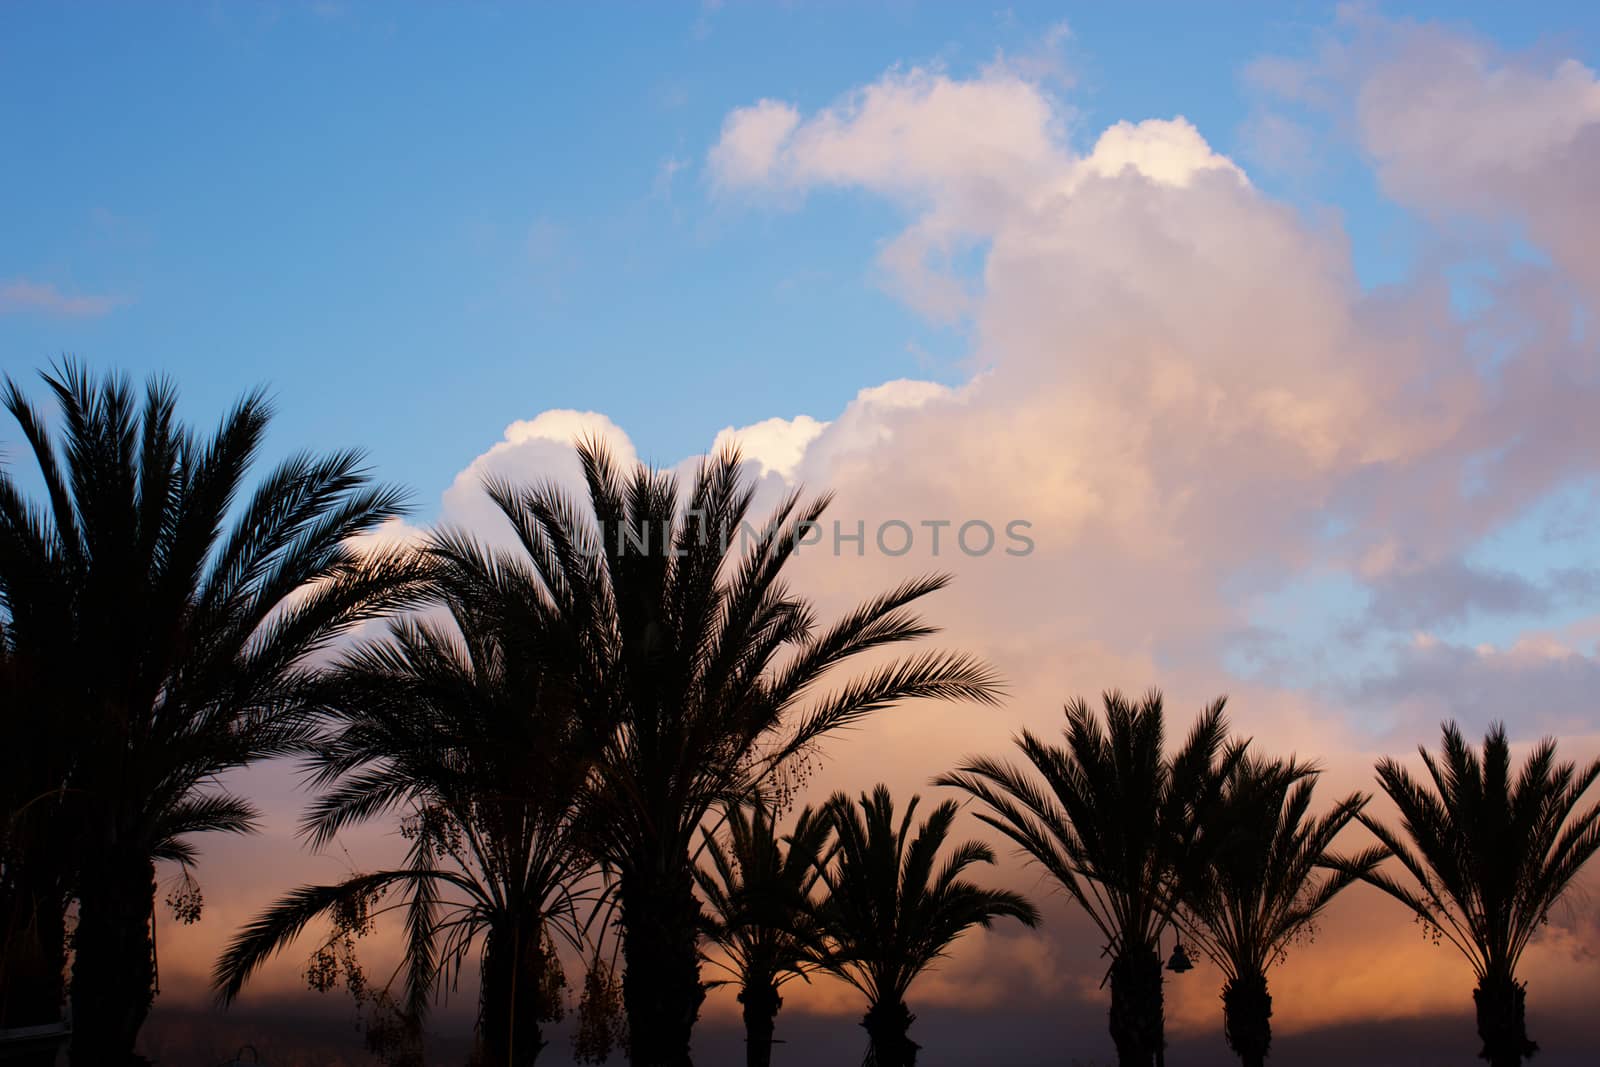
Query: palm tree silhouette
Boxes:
[
  {"xmin": 213, "ymin": 530, "xmax": 607, "ymax": 1065},
  {"xmin": 486, "ymin": 441, "xmax": 1001, "ymax": 1066},
  {"xmin": 936, "ymin": 690, "xmax": 1240, "ymax": 1067},
  {"xmin": 1355, "ymin": 722, "xmax": 1600, "ymax": 1067},
  {"xmin": 695, "ymin": 802, "xmax": 832, "ymax": 1067},
  {"xmin": 815, "ymin": 785, "xmax": 1038, "ymax": 1067},
  {"xmin": 1174, "ymin": 755, "xmax": 1384, "ymax": 1067},
  {"xmin": 0, "ymin": 365, "xmax": 422, "ymax": 1065}
]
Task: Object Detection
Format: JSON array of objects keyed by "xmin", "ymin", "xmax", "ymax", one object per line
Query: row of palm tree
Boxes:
[
  {"xmin": 3, "ymin": 365, "xmax": 1599, "ymax": 1067},
  {"xmin": 0, "ymin": 364, "xmax": 999, "ymax": 1066},
  {"xmin": 938, "ymin": 694, "xmax": 1389, "ymax": 1067},
  {"xmin": 205, "ymin": 421, "xmax": 1007, "ymax": 1067},
  {"xmin": 684, "ymin": 694, "xmax": 1599, "ymax": 1067}
]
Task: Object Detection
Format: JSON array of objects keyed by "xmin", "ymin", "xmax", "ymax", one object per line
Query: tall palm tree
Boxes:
[
  {"xmin": 0, "ymin": 364, "xmax": 423, "ymax": 1065},
  {"xmin": 1173, "ymin": 755, "xmax": 1384, "ymax": 1067},
  {"xmin": 936, "ymin": 690, "xmax": 1240, "ymax": 1067},
  {"xmin": 1356, "ymin": 722, "xmax": 1600, "ymax": 1067},
  {"xmin": 695, "ymin": 802, "xmax": 832, "ymax": 1067},
  {"xmin": 815, "ymin": 785, "xmax": 1038, "ymax": 1067},
  {"xmin": 214, "ymin": 531, "xmax": 605, "ymax": 1066},
  {"xmin": 492, "ymin": 441, "xmax": 1001, "ymax": 1066}
]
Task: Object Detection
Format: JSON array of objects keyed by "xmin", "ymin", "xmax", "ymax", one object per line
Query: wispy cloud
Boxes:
[
  {"xmin": 693, "ymin": 0, "xmax": 723, "ymax": 41},
  {"xmin": 652, "ymin": 154, "xmax": 690, "ymax": 200},
  {"xmin": 0, "ymin": 278, "xmax": 124, "ymax": 317}
]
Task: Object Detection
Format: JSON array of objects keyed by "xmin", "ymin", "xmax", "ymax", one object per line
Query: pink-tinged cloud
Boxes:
[
  {"xmin": 1251, "ymin": 9, "xmax": 1600, "ymax": 300},
  {"xmin": 0, "ymin": 277, "xmax": 124, "ymax": 317}
]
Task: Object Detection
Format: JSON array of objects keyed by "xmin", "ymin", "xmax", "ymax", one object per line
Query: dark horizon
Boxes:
[{"xmin": 140, "ymin": 999, "xmax": 1600, "ymax": 1067}]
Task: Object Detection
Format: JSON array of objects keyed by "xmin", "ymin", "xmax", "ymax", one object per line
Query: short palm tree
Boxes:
[
  {"xmin": 816, "ymin": 785, "xmax": 1038, "ymax": 1067},
  {"xmin": 213, "ymin": 532, "xmax": 605, "ymax": 1066},
  {"xmin": 695, "ymin": 802, "xmax": 832, "ymax": 1067},
  {"xmin": 1356, "ymin": 721, "xmax": 1600, "ymax": 1067},
  {"xmin": 936, "ymin": 690, "xmax": 1240, "ymax": 1067},
  {"xmin": 0, "ymin": 364, "xmax": 422, "ymax": 1065},
  {"xmin": 1173, "ymin": 755, "xmax": 1384, "ymax": 1067},
  {"xmin": 493, "ymin": 441, "xmax": 1001, "ymax": 1066}
]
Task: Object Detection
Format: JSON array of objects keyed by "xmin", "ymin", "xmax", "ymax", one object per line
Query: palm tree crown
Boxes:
[
  {"xmin": 696, "ymin": 801, "xmax": 832, "ymax": 1067},
  {"xmin": 1175, "ymin": 755, "xmax": 1382, "ymax": 1067},
  {"xmin": 817, "ymin": 785, "xmax": 1038, "ymax": 1067},
  {"xmin": 1357, "ymin": 721, "xmax": 1600, "ymax": 1067}
]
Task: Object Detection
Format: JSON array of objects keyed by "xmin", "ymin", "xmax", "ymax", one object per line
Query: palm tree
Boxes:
[
  {"xmin": 1172, "ymin": 755, "xmax": 1384, "ymax": 1067},
  {"xmin": 0, "ymin": 364, "xmax": 423, "ymax": 1065},
  {"xmin": 1355, "ymin": 722, "xmax": 1600, "ymax": 1067},
  {"xmin": 695, "ymin": 802, "xmax": 832, "ymax": 1067},
  {"xmin": 490, "ymin": 441, "xmax": 1001, "ymax": 1066},
  {"xmin": 214, "ymin": 531, "xmax": 605, "ymax": 1066},
  {"xmin": 935, "ymin": 690, "xmax": 1240, "ymax": 1067},
  {"xmin": 815, "ymin": 785, "xmax": 1038, "ymax": 1067}
]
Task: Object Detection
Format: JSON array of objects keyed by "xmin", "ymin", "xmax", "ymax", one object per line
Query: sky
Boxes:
[{"xmin": 5, "ymin": 2, "xmax": 1600, "ymax": 1064}]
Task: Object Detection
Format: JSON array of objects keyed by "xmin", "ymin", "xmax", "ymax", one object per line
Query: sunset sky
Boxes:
[{"xmin": 4, "ymin": 2, "xmax": 1600, "ymax": 1064}]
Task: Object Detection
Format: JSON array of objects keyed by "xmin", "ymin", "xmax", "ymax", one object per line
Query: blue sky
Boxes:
[{"xmin": 5, "ymin": 2, "xmax": 1592, "ymax": 508}]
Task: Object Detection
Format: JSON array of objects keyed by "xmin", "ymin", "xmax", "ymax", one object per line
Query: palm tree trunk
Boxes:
[
  {"xmin": 68, "ymin": 852, "xmax": 156, "ymax": 1066},
  {"xmin": 621, "ymin": 867, "xmax": 705, "ymax": 1067},
  {"xmin": 1222, "ymin": 969, "xmax": 1272, "ymax": 1067},
  {"xmin": 478, "ymin": 923, "xmax": 548, "ymax": 1066},
  {"xmin": 739, "ymin": 979, "xmax": 781, "ymax": 1067},
  {"xmin": 1474, "ymin": 968, "xmax": 1538, "ymax": 1067},
  {"xmin": 1108, "ymin": 944, "xmax": 1164, "ymax": 1067},
  {"xmin": 861, "ymin": 998, "xmax": 918, "ymax": 1067}
]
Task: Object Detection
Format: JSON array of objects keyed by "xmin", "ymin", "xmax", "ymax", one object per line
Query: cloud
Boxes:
[
  {"xmin": 1364, "ymin": 559, "xmax": 1552, "ymax": 629},
  {"xmin": 984, "ymin": 19, "xmax": 1076, "ymax": 87},
  {"xmin": 652, "ymin": 154, "xmax": 691, "ymax": 199},
  {"xmin": 709, "ymin": 413, "xmax": 827, "ymax": 480},
  {"xmin": 1354, "ymin": 625, "xmax": 1600, "ymax": 740},
  {"xmin": 433, "ymin": 409, "xmax": 639, "ymax": 544},
  {"xmin": 1236, "ymin": 111, "xmax": 1322, "ymax": 177},
  {"xmin": 0, "ymin": 278, "xmax": 123, "ymax": 317},
  {"xmin": 1080, "ymin": 117, "xmax": 1246, "ymax": 187},
  {"xmin": 1253, "ymin": 10, "xmax": 1600, "ymax": 299},
  {"xmin": 708, "ymin": 67, "xmax": 1067, "ymax": 202},
  {"xmin": 708, "ymin": 66, "xmax": 1072, "ymax": 319},
  {"xmin": 692, "ymin": 0, "xmax": 723, "ymax": 41},
  {"xmin": 706, "ymin": 60, "xmax": 1477, "ymax": 610},
  {"xmin": 706, "ymin": 99, "xmax": 801, "ymax": 189}
]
